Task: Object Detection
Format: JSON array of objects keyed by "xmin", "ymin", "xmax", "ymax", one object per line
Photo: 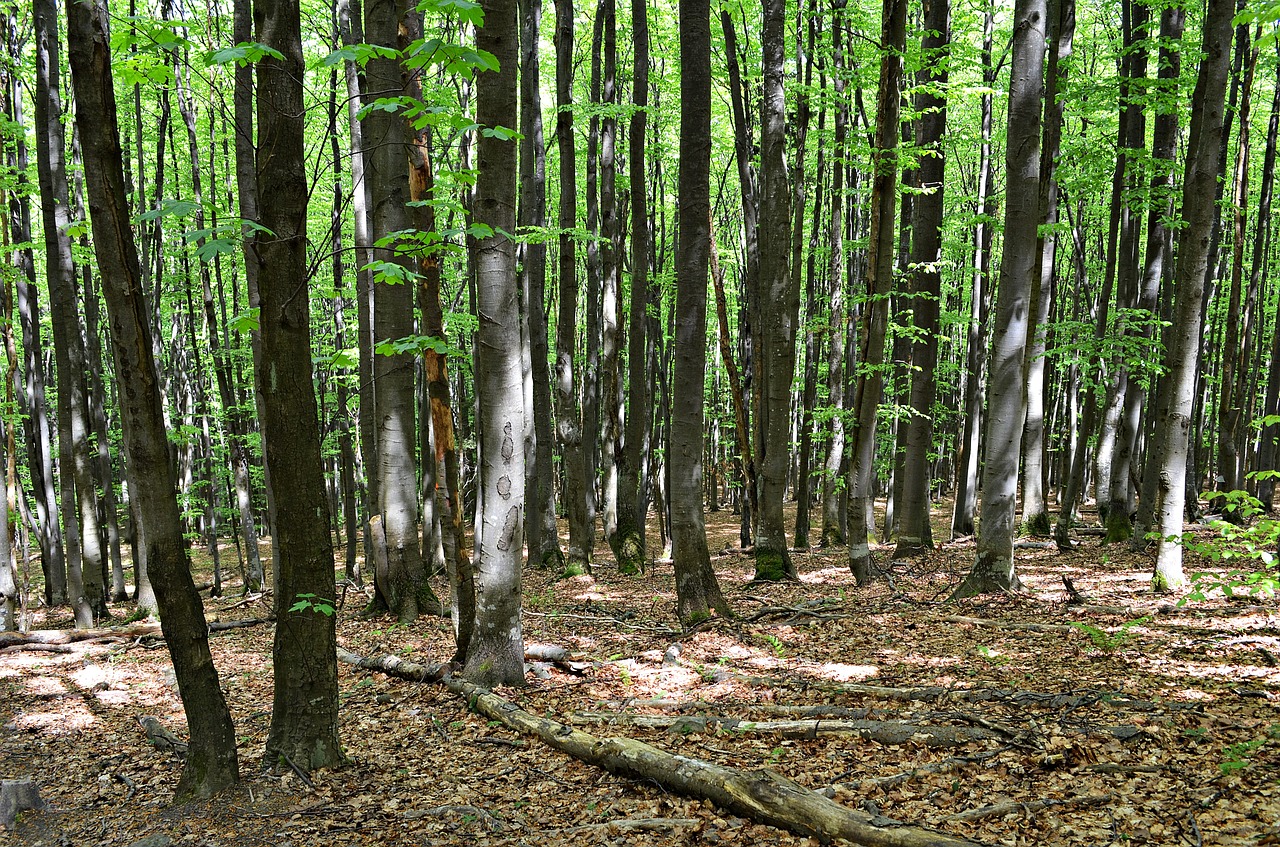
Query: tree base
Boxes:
[
  {"xmin": 1021, "ymin": 512, "xmax": 1051, "ymax": 538},
  {"xmin": 613, "ymin": 531, "xmax": 645, "ymax": 576},
  {"xmin": 752, "ymin": 545, "xmax": 794, "ymax": 582}
]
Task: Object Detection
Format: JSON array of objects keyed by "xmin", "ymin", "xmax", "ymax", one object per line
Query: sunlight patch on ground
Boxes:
[
  {"xmin": 23, "ymin": 675, "xmax": 68, "ymax": 697},
  {"xmin": 1136, "ymin": 656, "xmax": 1280, "ymax": 687},
  {"xmin": 799, "ymin": 567, "xmax": 855, "ymax": 585},
  {"xmin": 12, "ymin": 700, "xmax": 98, "ymax": 733},
  {"xmin": 802, "ymin": 661, "xmax": 879, "ymax": 682}
]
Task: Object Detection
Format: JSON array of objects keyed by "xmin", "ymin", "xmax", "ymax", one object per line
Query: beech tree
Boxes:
[{"xmin": 65, "ymin": 0, "xmax": 239, "ymax": 796}]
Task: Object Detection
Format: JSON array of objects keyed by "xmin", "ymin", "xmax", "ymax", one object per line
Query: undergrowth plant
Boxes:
[
  {"xmin": 1178, "ymin": 483, "xmax": 1280, "ymax": 604},
  {"xmin": 1069, "ymin": 616, "xmax": 1150, "ymax": 652}
]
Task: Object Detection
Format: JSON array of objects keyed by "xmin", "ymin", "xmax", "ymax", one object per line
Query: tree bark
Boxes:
[
  {"xmin": 950, "ymin": 0, "xmax": 1047, "ymax": 599},
  {"xmin": 250, "ymin": 0, "xmax": 345, "ymax": 772},
  {"xmin": 893, "ymin": 0, "xmax": 949, "ymax": 559},
  {"xmin": 466, "ymin": 0, "xmax": 527, "ymax": 686},
  {"xmin": 847, "ymin": 0, "xmax": 906, "ymax": 585},
  {"xmin": 1149, "ymin": 0, "xmax": 1233, "ymax": 592},
  {"xmin": 66, "ymin": 0, "xmax": 239, "ymax": 797},
  {"xmin": 753, "ymin": 0, "xmax": 799, "ymax": 582},
  {"xmin": 613, "ymin": 0, "xmax": 650, "ymax": 574},
  {"xmin": 672, "ymin": 0, "xmax": 729, "ymax": 626},
  {"xmin": 554, "ymin": 0, "xmax": 590, "ymax": 574}
]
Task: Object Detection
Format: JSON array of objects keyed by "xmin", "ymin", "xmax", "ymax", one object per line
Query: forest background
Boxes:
[{"xmin": 1, "ymin": 0, "xmax": 1280, "ymax": 841}]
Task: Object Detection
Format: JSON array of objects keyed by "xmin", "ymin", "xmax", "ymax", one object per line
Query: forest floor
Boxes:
[{"xmin": 2, "ymin": 501, "xmax": 1279, "ymax": 847}]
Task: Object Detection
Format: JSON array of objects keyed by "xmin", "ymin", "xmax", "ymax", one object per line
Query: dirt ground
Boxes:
[{"xmin": 2, "ymin": 501, "xmax": 1279, "ymax": 847}]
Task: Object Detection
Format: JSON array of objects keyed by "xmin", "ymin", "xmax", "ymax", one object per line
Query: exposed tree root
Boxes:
[
  {"xmin": 946, "ymin": 793, "xmax": 1110, "ymax": 823},
  {"xmin": 338, "ymin": 647, "xmax": 987, "ymax": 847}
]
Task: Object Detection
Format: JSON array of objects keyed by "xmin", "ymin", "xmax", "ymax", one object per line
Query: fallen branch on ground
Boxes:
[
  {"xmin": 339, "ymin": 647, "xmax": 986, "ymax": 847},
  {"xmin": 946, "ymin": 793, "xmax": 1110, "ymax": 823},
  {"xmin": 569, "ymin": 711, "xmax": 1000, "ymax": 747}
]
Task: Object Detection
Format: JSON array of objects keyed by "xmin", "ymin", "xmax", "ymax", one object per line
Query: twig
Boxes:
[{"xmin": 947, "ymin": 793, "xmax": 1110, "ymax": 822}]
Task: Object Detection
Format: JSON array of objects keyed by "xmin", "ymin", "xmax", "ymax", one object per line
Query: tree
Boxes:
[
  {"xmin": 892, "ymin": 0, "xmax": 949, "ymax": 559},
  {"xmin": 847, "ymin": 0, "xmax": 906, "ymax": 585},
  {"xmin": 752, "ymin": 0, "xmax": 799, "ymax": 582},
  {"xmin": 35, "ymin": 0, "xmax": 106, "ymax": 626},
  {"xmin": 671, "ymin": 0, "xmax": 729, "ymax": 626},
  {"xmin": 612, "ymin": 0, "xmax": 650, "ymax": 575},
  {"xmin": 1149, "ymin": 0, "xmax": 1234, "ymax": 592},
  {"xmin": 65, "ymin": 0, "xmax": 238, "ymax": 797},
  {"xmin": 252, "ymin": 0, "xmax": 344, "ymax": 771},
  {"xmin": 950, "ymin": 0, "xmax": 1047, "ymax": 600},
  {"xmin": 364, "ymin": 0, "xmax": 434, "ymax": 622},
  {"xmin": 518, "ymin": 0, "xmax": 562, "ymax": 571},
  {"xmin": 465, "ymin": 0, "xmax": 527, "ymax": 686}
]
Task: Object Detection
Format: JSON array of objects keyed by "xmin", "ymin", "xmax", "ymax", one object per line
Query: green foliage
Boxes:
[
  {"xmin": 289, "ymin": 593, "xmax": 336, "ymax": 617},
  {"xmin": 1220, "ymin": 725, "xmax": 1279, "ymax": 775},
  {"xmin": 205, "ymin": 42, "xmax": 285, "ymax": 67},
  {"xmin": 1068, "ymin": 616, "xmax": 1150, "ymax": 653},
  {"xmin": 758, "ymin": 633, "xmax": 787, "ymax": 658},
  {"xmin": 1178, "ymin": 489, "xmax": 1280, "ymax": 604}
]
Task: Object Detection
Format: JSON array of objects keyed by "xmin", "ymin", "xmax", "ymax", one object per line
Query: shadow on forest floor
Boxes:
[{"xmin": 2, "ymin": 498, "xmax": 1278, "ymax": 846}]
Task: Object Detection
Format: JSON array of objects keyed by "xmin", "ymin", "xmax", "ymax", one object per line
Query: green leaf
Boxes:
[
  {"xmin": 229, "ymin": 308, "xmax": 260, "ymax": 333},
  {"xmin": 205, "ymin": 42, "xmax": 285, "ymax": 67}
]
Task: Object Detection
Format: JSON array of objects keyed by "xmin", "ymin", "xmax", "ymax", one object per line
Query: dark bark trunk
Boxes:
[
  {"xmin": 35, "ymin": 0, "xmax": 106, "ymax": 626},
  {"xmin": 518, "ymin": 0, "xmax": 562, "ymax": 571},
  {"xmin": 753, "ymin": 0, "xmax": 800, "ymax": 582},
  {"xmin": 66, "ymin": 0, "xmax": 239, "ymax": 796},
  {"xmin": 847, "ymin": 0, "xmax": 906, "ymax": 585},
  {"xmin": 672, "ymin": 0, "xmax": 729, "ymax": 625},
  {"xmin": 251, "ymin": 0, "xmax": 344, "ymax": 771},
  {"xmin": 893, "ymin": 0, "xmax": 949, "ymax": 558}
]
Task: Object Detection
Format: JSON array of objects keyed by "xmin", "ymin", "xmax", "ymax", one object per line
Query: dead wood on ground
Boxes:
[{"xmin": 338, "ymin": 647, "xmax": 987, "ymax": 847}]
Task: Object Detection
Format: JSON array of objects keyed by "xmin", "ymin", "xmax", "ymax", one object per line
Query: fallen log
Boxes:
[
  {"xmin": 0, "ymin": 617, "xmax": 270, "ymax": 650},
  {"xmin": 338, "ymin": 647, "xmax": 985, "ymax": 847},
  {"xmin": 569, "ymin": 712, "xmax": 999, "ymax": 747}
]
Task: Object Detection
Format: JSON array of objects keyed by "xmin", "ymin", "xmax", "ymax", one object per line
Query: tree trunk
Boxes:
[
  {"xmin": 753, "ymin": 0, "xmax": 800, "ymax": 582},
  {"xmin": 35, "ymin": 0, "xmax": 106, "ymax": 627},
  {"xmin": 847, "ymin": 0, "xmax": 906, "ymax": 585},
  {"xmin": 950, "ymin": 0, "xmax": 1047, "ymax": 600},
  {"xmin": 1107, "ymin": 3, "xmax": 1184, "ymax": 543},
  {"xmin": 248, "ymin": 0, "xmax": 345, "ymax": 772},
  {"xmin": 613, "ymin": 0, "xmax": 650, "ymax": 574},
  {"xmin": 1020, "ymin": 0, "xmax": 1073, "ymax": 540},
  {"xmin": 466, "ymin": 0, "xmax": 527, "ymax": 687},
  {"xmin": 893, "ymin": 0, "xmax": 949, "ymax": 559},
  {"xmin": 1149, "ymin": 0, "xmax": 1233, "ymax": 591},
  {"xmin": 518, "ymin": 0, "xmax": 562, "ymax": 571},
  {"xmin": 952, "ymin": 0, "xmax": 995, "ymax": 540},
  {"xmin": 362, "ymin": 0, "xmax": 431, "ymax": 623},
  {"xmin": 66, "ymin": 0, "xmax": 239, "ymax": 796},
  {"xmin": 554, "ymin": 0, "xmax": 590, "ymax": 575},
  {"xmin": 672, "ymin": 0, "xmax": 729, "ymax": 626}
]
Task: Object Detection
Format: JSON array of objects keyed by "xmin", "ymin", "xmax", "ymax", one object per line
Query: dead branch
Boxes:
[
  {"xmin": 560, "ymin": 817, "xmax": 700, "ymax": 834},
  {"xmin": 569, "ymin": 711, "xmax": 1000, "ymax": 747},
  {"xmin": 946, "ymin": 793, "xmax": 1110, "ymax": 823},
  {"xmin": 823, "ymin": 748, "xmax": 1011, "ymax": 796},
  {"xmin": 339, "ymin": 648, "xmax": 986, "ymax": 847}
]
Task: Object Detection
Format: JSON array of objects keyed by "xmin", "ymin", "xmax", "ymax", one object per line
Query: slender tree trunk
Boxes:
[
  {"xmin": 1256, "ymin": 65, "xmax": 1280, "ymax": 512},
  {"xmin": 35, "ymin": 0, "xmax": 106, "ymax": 626},
  {"xmin": 950, "ymin": 0, "xmax": 1047, "ymax": 599},
  {"xmin": 794, "ymin": 97, "xmax": 825, "ymax": 551},
  {"xmin": 465, "ymin": 0, "xmax": 527, "ymax": 686},
  {"xmin": 66, "ymin": 0, "xmax": 239, "ymax": 796},
  {"xmin": 613, "ymin": 0, "xmax": 650, "ymax": 574},
  {"xmin": 847, "ymin": 0, "xmax": 906, "ymax": 585},
  {"xmin": 953, "ymin": 0, "xmax": 995, "ymax": 540},
  {"xmin": 1108, "ymin": 3, "xmax": 1184, "ymax": 543},
  {"xmin": 554, "ymin": 0, "xmax": 590, "ymax": 574},
  {"xmin": 518, "ymin": 0, "xmax": 562, "ymax": 571},
  {"xmin": 893, "ymin": 0, "xmax": 949, "ymax": 558},
  {"xmin": 1215, "ymin": 26, "xmax": 1258, "ymax": 518},
  {"xmin": 1150, "ymin": 0, "xmax": 1233, "ymax": 591},
  {"xmin": 251, "ymin": 0, "xmax": 344, "ymax": 771},
  {"xmin": 1020, "ymin": 0, "xmax": 1072, "ymax": 539},
  {"xmin": 820, "ymin": 7, "xmax": 849, "ymax": 547},
  {"xmin": 753, "ymin": 0, "xmax": 800, "ymax": 582},
  {"xmin": 6, "ymin": 24, "xmax": 65, "ymax": 607},
  {"xmin": 672, "ymin": 0, "xmax": 729, "ymax": 625}
]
